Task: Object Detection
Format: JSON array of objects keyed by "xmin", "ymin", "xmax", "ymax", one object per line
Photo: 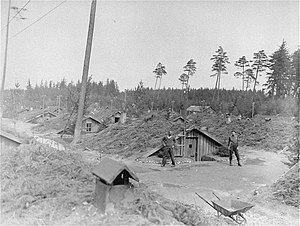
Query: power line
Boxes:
[
  {"xmin": 10, "ymin": 0, "xmax": 67, "ymax": 39},
  {"xmin": 1, "ymin": 0, "xmax": 31, "ymax": 32}
]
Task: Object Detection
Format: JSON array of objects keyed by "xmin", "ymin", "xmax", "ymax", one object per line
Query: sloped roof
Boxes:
[
  {"xmin": 187, "ymin": 127, "xmax": 223, "ymax": 146},
  {"xmin": 25, "ymin": 111, "xmax": 57, "ymax": 123},
  {"xmin": 172, "ymin": 116, "xmax": 184, "ymax": 122},
  {"xmin": 142, "ymin": 145, "xmax": 164, "ymax": 158},
  {"xmin": 172, "ymin": 115, "xmax": 191, "ymax": 123},
  {"xmin": 82, "ymin": 116, "xmax": 102, "ymax": 124},
  {"xmin": 187, "ymin": 105, "xmax": 214, "ymax": 112},
  {"xmin": 88, "ymin": 108, "xmax": 122, "ymax": 123},
  {"xmin": 92, "ymin": 158, "xmax": 139, "ymax": 185},
  {"xmin": 175, "ymin": 126, "xmax": 223, "ymax": 146},
  {"xmin": 0, "ymin": 130, "xmax": 22, "ymax": 144}
]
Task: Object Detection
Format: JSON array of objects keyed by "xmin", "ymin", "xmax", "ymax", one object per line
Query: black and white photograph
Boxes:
[{"xmin": 1, "ymin": 0, "xmax": 299, "ymax": 225}]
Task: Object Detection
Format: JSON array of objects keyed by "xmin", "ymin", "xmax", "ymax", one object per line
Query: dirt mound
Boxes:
[
  {"xmin": 33, "ymin": 113, "xmax": 74, "ymax": 133},
  {"xmin": 190, "ymin": 113, "xmax": 297, "ymax": 151},
  {"xmin": 80, "ymin": 112, "xmax": 296, "ymax": 159},
  {"xmin": 81, "ymin": 112, "xmax": 185, "ymax": 158},
  {"xmin": 1, "ymin": 144, "xmax": 95, "ymax": 225},
  {"xmin": 271, "ymin": 162, "xmax": 299, "ymax": 208}
]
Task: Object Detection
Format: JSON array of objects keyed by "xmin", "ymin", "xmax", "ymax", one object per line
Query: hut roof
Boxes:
[
  {"xmin": 172, "ymin": 116, "xmax": 184, "ymax": 122},
  {"xmin": 187, "ymin": 127, "xmax": 224, "ymax": 146},
  {"xmin": 92, "ymin": 158, "xmax": 139, "ymax": 185},
  {"xmin": 88, "ymin": 108, "xmax": 122, "ymax": 123},
  {"xmin": 82, "ymin": 116, "xmax": 102, "ymax": 124},
  {"xmin": 0, "ymin": 130, "xmax": 22, "ymax": 144},
  {"xmin": 25, "ymin": 111, "xmax": 57, "ymax": 123},
  {"xmin": 187, "ymin": 105, "xmax": 214, "ymax": 112},
  {"xmin": 142, "ymin": 144, "xmax": 163, "ymax": 158}
]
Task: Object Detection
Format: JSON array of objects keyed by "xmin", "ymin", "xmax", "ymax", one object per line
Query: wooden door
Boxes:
[
  {"xmin": 175, "ymin": 137, "xmax": 184, "ymax": 157},
  {"xmin": 185, "ymin": 137, "xmax": 198, "ymax": 159}
]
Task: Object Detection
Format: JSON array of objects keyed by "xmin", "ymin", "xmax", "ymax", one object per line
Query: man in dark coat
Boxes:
[
  {"xmin": 161, "ymin": 131, "xmax": 176, "ymax": 167},
  {"xmin": 228, "ymin": 131, "xmax": 241, "ymax": 166}
]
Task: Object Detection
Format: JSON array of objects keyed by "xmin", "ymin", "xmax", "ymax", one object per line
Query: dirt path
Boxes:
[{"xmin": 128, "ymin": 147, "xmax": 299, "ymax": 225}]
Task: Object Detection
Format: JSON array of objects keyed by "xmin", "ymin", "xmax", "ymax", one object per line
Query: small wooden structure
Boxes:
[
  {"xmin": 25, "ymin": 111, "xmax": 57, "ymax": 124},
  {"xmin": 144, "ymin": 128, "xmax": 223, "ymax": 161},
  {"xmin": 81, "ymin": 111, "xmax": 126, "ymax": 133},
  {"xmin": 176, "ymin": 128, "xmax": 223, "ymax": 161},
  {"xmin": 82, "ymin": 116, "xmax": 106, "ymax": 133},
  {"xmin": 172, "ymin": 116, "xmax": 186, "ymax": 123},
  {"xmin": 0, "ymin": 130, "xmax": 22, "ymax": 150},
  {"xmin": 110, "ymin": 111, "xmax": 121, "ymax": 123},
  {"xmin": 187, "ymin": 105, "xmax": 215, "ymax": 115},
  {"xmin": 92, "ymin": 158, "xmax": 139, "ymax": 212}
]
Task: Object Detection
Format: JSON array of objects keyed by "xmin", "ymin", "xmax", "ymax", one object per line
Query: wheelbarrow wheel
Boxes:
[{"xmin": 233, "ymin": 213, "xmax": 247, "ymax": 225}]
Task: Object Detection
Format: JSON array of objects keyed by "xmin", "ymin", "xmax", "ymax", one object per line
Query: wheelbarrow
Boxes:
[{"xmin": 195, "ymin": 192, "xmax": 254, "ymax": 225}]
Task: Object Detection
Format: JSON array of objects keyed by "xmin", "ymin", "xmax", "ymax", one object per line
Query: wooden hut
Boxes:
[
  {"xmin": 82, "ymin": 116, "xmax": 106, "ymax": 133},
  {"xmin": 25, "ymin": 111, "xmax": 57, "ymax": 124},
  {"xmin": 92, "ymin": 158, "xmax": 139, "ymax": 213},
  {"xmin": 175, "ymin": 128, "xmax": 223, "ymax": 161},
  {"xmin": 187, "ymin": 105, "xmax": 216, "ymax": 115},
  {"xmin": 144, "ymin": 128, "xmax": 223, "ymax": 161},
  {"xmin": 110, "ymin": 111, "xmax": 121, "ymax": 123}
]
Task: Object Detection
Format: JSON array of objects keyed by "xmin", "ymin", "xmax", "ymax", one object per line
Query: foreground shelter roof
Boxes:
[
  {"xmin": 92, "ymin": 158, "xmax": 139, "ymax": 185},
  {"xmin": 0, "ymin": 130, "xmax": 23, "ymax": 144}
]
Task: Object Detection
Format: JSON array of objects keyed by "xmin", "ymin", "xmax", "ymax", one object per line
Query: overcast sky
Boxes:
[{"xmin": 1, "ymin": 0, "xmax": 299, "ymax": 91}]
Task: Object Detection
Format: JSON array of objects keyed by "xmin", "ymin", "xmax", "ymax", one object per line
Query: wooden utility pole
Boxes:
[
  {"xmin": 42, "ymin": 95, "xmax": 45, "ymax": 119},
  {"xmin": 171, "ymin": 100, "xmax": 175, "ymax": 112},
  {"xmin": 0, "ymin": 0, "xmax": 12, "ymax": 117},
  {"xmin": 73, "ymin": 0, "xmax": 97, "ymax": 144},
  {"xmin": 57, "ymin": 95, "xmax": 62, "ymax": 110}
]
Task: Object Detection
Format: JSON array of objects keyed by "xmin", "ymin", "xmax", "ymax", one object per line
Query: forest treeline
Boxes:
[
  {"xmin": 3, "ymin": 41, "xmax": 299, "ymax": 118},
  {"xmin": 3, "ymin": 78, "xmax": 298, "ymax": 118}
]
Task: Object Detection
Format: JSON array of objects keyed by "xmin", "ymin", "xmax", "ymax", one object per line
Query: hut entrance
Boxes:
[
  {"xmin": 113, "ymin": 170, "xmax": 130, "ymax": 185},
  {"xmin": 114, "ymin": 116, "xmax": 120, "ymax": 123},
  {"xmin": 185, "ymin": 137, "xmax": 198, "ymax": 160}
]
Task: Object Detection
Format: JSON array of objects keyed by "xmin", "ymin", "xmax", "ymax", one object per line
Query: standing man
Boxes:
[
  {"xmin": 161, "ymin": 131, "xmax": 176, "ymax": 167},
  {"xmin": 228, "ymin": 131, "xmax": 241, "ymax": 166}
]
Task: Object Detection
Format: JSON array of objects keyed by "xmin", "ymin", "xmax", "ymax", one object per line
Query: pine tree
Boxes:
[
  {"xmin": 153, "ymin": 62, "xmax": 167, "ymax": 98},
  {"xmin": 244, "ymin": 69, "xmax": 254, "ymax": 91},
  {"xmin": 183, "ymin": 59, "xmax": 197, "ymax": 81},
  {"xmin": 265, "ymin": 41, "xmax": 292, "ymax": 98},
  {"xmin": 234, "ymin": 56, "xmax": 249, "ymax": 91},
  {"xmin": 210, "ymin": 46, "xmax": 230, "ymax": 102},
  {"xmin": 291, "ymin": 49, "xmax": 300, "ymax": 96},
  {"xmin": 251, "ymin": 50, "xmax": 269, "ymax": 91}
]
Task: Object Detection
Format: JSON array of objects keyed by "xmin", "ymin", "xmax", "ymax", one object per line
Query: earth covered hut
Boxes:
[
  {"xmin": 144, "ymin": 127, "xmax": 224, "ymax": 161},
  {"xmin": 81, "ymin": 116, "xmax": 106, "ymax": 133},
  {"xmin": 176, "ymin": 127, "xmax": 224, "ymax": 161},
  {"xmin": 25, "ymin": 111, "xmax": 57, "ymax": 124},
  {"xmin": 187, "ymin": 105, "xmax": 216, "ymax": 115},
  {"xmin": 92, "ymin": 158, "xmax": 139, "ymax": 213}
]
